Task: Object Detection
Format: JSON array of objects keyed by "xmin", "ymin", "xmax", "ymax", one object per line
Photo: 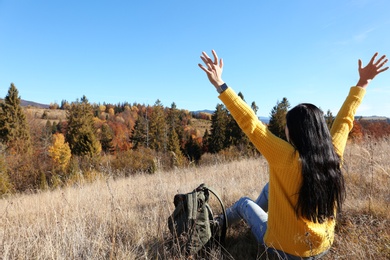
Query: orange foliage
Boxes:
[
  {"xmin": 359, "ymin": 120, "xmax": 390, "ymax": 139},
  {"xmin": 108, "ymin": 121, "xmax": 132, "ymax": 152},
  {"xmin": 349, "ymin": 120, "xmax": 364, "ymax": 141}
]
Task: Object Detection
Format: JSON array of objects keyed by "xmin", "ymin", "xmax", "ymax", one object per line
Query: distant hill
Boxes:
[
  {"xmin": 0, "ymin": 98, "xmax": 50, "ymax": 109},
  {"xmin": 20, "ymin": 100, "xmax": 50, "ymax": 108},
  {"xmin": 192, "ymin": 109, "xmax": 270, "ymax": 124},
  {"xmin": 3, "ymin": 101, "xmax": 389, "ymax": 124},
  {"xmin": 355, "ymin": 115, "xmax": 390, "ymax": 123}
]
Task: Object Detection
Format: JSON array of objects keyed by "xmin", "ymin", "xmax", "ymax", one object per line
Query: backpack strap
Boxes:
[
  {"xmin": 196, "ymin": 183, "xmax": 228, "ymax": 243},
  {"xmin": 186, "ymin": 190, "xmax": 198, "ymax": 221}
]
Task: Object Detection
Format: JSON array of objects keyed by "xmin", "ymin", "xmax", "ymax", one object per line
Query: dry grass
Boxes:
[{"xmin": 0, "ymin": 139, "xmax": 389, "ymax": 259}]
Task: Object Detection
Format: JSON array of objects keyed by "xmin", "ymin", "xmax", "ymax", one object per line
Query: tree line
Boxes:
[{"xmin": 0, "ymin": 83, "xmax": 389, "ymax": 194}]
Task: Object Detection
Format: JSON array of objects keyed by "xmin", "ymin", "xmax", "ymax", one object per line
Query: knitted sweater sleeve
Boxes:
[
  {"xmin": 331, "ymin": 87, "xmax": 366, "ymax": 158},
  {"xmin": 219, "ymin": 88, "xmax": 295, "ymax": 165}
]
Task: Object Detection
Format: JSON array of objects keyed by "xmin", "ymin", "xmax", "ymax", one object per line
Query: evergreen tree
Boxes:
[
  {"xmin": 0, "ymin": 83, "xmax": 32, "ymax": 154},
  {"xmin": 51, "ymin": 121, "xmax": 58, "ymax": 134},
  {"xmin": 325, "ymin": 109, "xmax": 334, "ymax": 130},
  {"xmin": 131, "ymin": 108, "xmax": 148, "ymax": 149},
  {"xmin": 268, "ymin": 97, "xmax": 290, "ymax": 140},
  {"xmin": 167, "ymin": 129, "xmax": 181, "ymax": 154},
  {"xmin": 167, "ymin": 129, "xmax": 183, "ymax": 166},
  {"xmin": 100, "ymin": 123, "xmax": 114, "ymax": 153},
  {"xmin": 65, "ymin": 95, "xmax": 101, "ymax": 156},
  {"xmin": 209, "ymin": 104, "xmax": 229, "ymax": 153},
  {"xmin": 149, "ymin": 100, "xmax": 167, "ymax": 152},
  {"xmin": 167, "ymin": 102, "xmax": 184, "ymax": 147},
  {"xmin": 184, "ymin": 135, "xmax": 202, "ymax": 163},
  {"xmin": 251, "ymin": 101, "xmax": 259, "ymax": 115},
  {"xmin": 202, "ymin": 129, "xmax": 210, "ymax": 153},
  {"xmin": 226, "ymin": 93, "xmax": 246, "ymax": 147},
  {"xmin": 41, "ymin": 120, "xmax": 54, "ymax": 159}
]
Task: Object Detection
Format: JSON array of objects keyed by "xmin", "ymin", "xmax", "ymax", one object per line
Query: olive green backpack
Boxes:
[{"xmin": 167, "ymin": 183, "xmax": 228, "ymax": 257}]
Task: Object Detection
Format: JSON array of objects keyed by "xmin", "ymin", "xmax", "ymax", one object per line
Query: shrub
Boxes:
[{"xmin": 111, "ymin": 147, "xmax": 157, "ymax": 176}]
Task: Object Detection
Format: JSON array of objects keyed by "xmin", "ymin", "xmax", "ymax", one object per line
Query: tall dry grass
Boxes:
[{"xmin": 0, "ymin": 139, "xmax": 389, "ymax": 259}]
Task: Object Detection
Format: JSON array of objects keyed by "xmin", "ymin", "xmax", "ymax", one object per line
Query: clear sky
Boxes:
[{"xmin": 0, "ymin": 0, "xmax": 389, "ymax": 117}]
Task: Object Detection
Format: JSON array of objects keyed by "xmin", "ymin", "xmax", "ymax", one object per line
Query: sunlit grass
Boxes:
[{"xmin": 0, "ymin": 139, "xmax": 389, "ymax": 259}]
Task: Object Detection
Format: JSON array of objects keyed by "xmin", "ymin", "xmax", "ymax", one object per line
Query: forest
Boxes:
[{"xmin": 0, "ymin": 83, "xmax": 389, "ymax": 194}]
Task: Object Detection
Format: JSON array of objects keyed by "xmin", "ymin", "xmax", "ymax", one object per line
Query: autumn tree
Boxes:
[
  {"xmin": 49, "ymin": 133, "xmax": 72, "ymax": 173},
  {"xmin": 268, "ymin": 97, "xmax": 290, "ymax": 140},
  {"xmin": 349, "ymin": 120, "xmax": 363, "ymax": 141},
  {"xmin": 65, "ymin": 95, "xmax": 101, "ymax": 157},
  {"xmin": 0, "ymin": 144, "xmax": 12, "ymax": 195},
  {"xmin": 360, "ymin": 120, "xmax": 390, "ymax": 139},
  {"xmin": 0, "ymin": 83, "xmax": 32, "ymax": 154}
]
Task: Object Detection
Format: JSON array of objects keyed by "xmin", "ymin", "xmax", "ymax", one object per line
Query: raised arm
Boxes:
[
  {"xmin": 198, "ymin": 50, "xmax": 295, "ymax": 164},
  {"xmin": 331, "ymin": 53, "xmax": 388, "ymax": 157}
]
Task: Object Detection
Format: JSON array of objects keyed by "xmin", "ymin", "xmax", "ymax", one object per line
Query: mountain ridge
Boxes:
[{"xmin": 7, "ymin": 100, "xmax": 390, "ymax": 123}]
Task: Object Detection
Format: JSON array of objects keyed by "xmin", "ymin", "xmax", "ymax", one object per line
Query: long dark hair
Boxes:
[{"xmin": 286, "ymin": 103, "xmax": 345, "ymax": 223}]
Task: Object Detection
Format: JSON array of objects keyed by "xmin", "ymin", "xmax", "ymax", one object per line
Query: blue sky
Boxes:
[{"xmin": 0, "ymin": 0, "xmax": 389, "ymax": 117}]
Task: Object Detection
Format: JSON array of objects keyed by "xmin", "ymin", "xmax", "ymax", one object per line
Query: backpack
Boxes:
[{"xmin": 167, "ymin": 183, "xmax": 228, "ymax": 257}]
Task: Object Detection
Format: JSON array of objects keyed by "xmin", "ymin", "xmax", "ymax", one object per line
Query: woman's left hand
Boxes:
[{"xmin": 198, "ymin": 50, "xmax": 225, "ymax": 89}]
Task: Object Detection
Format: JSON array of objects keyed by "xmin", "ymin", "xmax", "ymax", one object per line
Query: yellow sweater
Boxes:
[{"xmin": 219, "ymin": 86, "xmax": 365, "ymax": 257}]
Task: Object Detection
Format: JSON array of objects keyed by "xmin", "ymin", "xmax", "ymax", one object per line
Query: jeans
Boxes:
[{"xmin": 225, "ymin": 183, "xmax": 327, "ymax": 260}]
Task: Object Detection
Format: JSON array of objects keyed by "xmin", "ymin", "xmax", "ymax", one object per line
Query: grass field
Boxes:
[{"xmin": 0, "ymin": 139, "xmax": 389, "ymax": 259}]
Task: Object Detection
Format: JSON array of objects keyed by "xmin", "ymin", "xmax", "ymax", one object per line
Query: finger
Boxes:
[
  {"xmin": 198, "ymin": 63, "xmax": 211, "ymax": 74},
  {"xmin": 220, "ymin": 58, "xmax": 224, "ymax": 69},
  {"xmin": 377, "ymin": 66, "xmax": 389, "ymax": 74},
  {"xmin": 202, "ymin": 51, "xmax": 212, "ymax": 62},
  {"xmin": 358, "ymin": 59, "xmax": 362, "ymax": 70},
  {"xmin": 212, "ymin": 50, "xmax": 219, "ymax": 65},
  {"xmin": 376, "ymin": 57, "xmax": 388, "ymax": 68},
  {"xmin": 369, "ymin": 52, "xmax": 378, "ymax": 64},
  {"xmin": 200, "ymin": 56, "xmax": 213, "ymax": 70},
  {"xmin": 375, "ymin": 55, "xmax": 387, "ymax": 66}
]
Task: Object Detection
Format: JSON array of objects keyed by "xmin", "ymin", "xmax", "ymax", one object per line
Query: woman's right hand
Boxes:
[{"xmin": 357, "ymin": 53, "xmax": 388, "ymax": 88}]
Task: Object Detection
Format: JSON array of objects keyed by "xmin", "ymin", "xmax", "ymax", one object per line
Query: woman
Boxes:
[{"xmin": 198, "ymin": 50, "xmax": 388, "ymax": 259}]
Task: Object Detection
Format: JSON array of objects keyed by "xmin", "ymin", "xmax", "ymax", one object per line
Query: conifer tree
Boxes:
[
  {"xmin": 65, "ymin": 95, "xmax": 101, "ymax": 157},
  {"xmin": 226, "ymin": 92, "xmax": 246, "ymax": 147},
  {"xmin": 167, "ymin": 128, "xmax": 183, "ymax": 166},
  {"xmin": 0, "ymin": 83, "xmax": 31, "ymax": 154},
  {"xmin": 209, "ymin": 104, "xmax": 229, "ymax": 153},
  {"xmin": 325, "ymin": 109, "xmax": 334, "ymax": 130},
  {"xmin": 167, "ymin": 102, "xmax": 184, "ymax": 147},
  {"xmin": 149, "ymin": 99, "xmax": 167, "ymax": 152},
  {"xmin": 251, "ymin": 101, "xmax": 259, "ymax": 115},
  {"xmin": 202, "ymin": 129, "xmax": 210, "ymax": 153},
  {"xmin": 184, "ymin": 135, "xmax": 202, "ymax": 163},
  {"xmin": 268, "ymin": 97, "xmax": 290, "ymax": 140},
  {"xmin": 131, "ymin": 108, "xmax": 149, "ymax": 149},
  {"xmin": 100, "ymin": 123, "xmax": 114, "ymax": 153}
]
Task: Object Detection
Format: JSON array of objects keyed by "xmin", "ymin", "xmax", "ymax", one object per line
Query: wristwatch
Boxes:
[{"xmin": 216, "ymin": 83, "xmax": 228, "ymax": 94}]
